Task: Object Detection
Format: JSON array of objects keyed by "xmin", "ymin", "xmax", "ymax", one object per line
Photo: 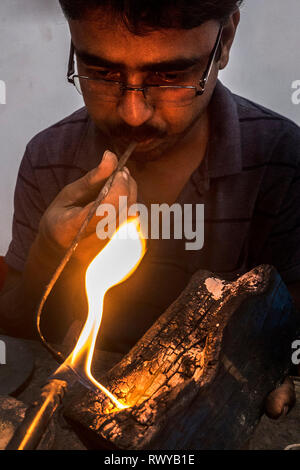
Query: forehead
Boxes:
[{"xmin": 69, "ymin": 16, "xmax": 219, "ymax": 68}]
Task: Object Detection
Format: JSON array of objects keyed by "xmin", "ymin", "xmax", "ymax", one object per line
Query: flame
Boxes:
[{"xmin": 64, "ymin": 217, "xmax": 145, "ymax": 410}]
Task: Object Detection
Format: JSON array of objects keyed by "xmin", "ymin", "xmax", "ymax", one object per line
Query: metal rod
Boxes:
[
  {"xmin": 5, "ymin": 361, "xmax": 94, "ymax": 450},
  {"xmin": 6, "ymin": 379, "xmax": 68, "ymax": 450},
  {"xmin": 36, "ymin": 141, "xmax": 137, "ymax": 363},
  {"xmin": 6, "ymin": 142, "xmax": 138, "ymax": 450}
]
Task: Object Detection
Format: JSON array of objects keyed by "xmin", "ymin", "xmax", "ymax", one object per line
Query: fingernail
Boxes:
[
  {"xmin": 122, "ymin": 169, "xmax": 129, "ymax": 181},
  {"xmin": 123, "ymin": 166, "xmax": 130, "ymax": 176},
  {"xmin": 282, "ymin": 405, "xmax": 289, "ymax": 417},
  {"xmin": 102, "ymin": 150, "xmax": 115, "ymax": 163}
]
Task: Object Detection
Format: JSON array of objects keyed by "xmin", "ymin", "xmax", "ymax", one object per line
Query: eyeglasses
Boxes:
[{"xmin": 67, "ymin": 26, "xmax": 223, "ymax": 108}]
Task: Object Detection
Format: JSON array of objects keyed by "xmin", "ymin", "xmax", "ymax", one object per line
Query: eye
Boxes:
[
  {"xmin": 89, "ymin": 69, "xmax": 122, "ymax": 81},
  {"xmin": 153, "ymin": 72, "xmax": 182, "ymax": 83}
]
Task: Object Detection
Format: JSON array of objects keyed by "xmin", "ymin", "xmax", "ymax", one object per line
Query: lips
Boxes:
[
  {"xmin": 117, "ymin": 135, "xmax": 160, "ymax": 150},
  {"xmin": 134, "ymin": 137, "xmax": 156, "ymax": 145},
  {"xmin": 119, "ymin": 134, "xmax": 156, "ymax": 143}
]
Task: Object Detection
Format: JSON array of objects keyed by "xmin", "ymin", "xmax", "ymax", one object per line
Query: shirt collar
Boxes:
[
  {"xmin": 206, "ymin": 79, "xmax": 242, "ymax": 178},
  {"xmin": 74, "ymin": 80, "xmax": 242, "ymax": 180}
]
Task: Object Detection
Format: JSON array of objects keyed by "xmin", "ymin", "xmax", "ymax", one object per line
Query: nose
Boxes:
[{"xmin": 117, "ymin": 89, "xmax": 154, "ymax": 127}]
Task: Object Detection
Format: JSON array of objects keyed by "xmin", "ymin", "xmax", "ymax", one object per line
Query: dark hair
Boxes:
[{"xmin": 59, "ymin": 0, "xmax": 243, "ymax": 34}]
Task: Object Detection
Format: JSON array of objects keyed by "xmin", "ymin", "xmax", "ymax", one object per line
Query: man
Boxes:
[{"xmin": 1, "ymin": 0, "xmax": 299, "ymax": 418}]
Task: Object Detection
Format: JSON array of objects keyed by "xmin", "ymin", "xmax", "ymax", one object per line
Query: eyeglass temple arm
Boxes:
[
  {"xmin": 67, "ymin": 41, "xmax": 75, "ymax": 83},
  {"xmin": 198, "ymin": 25, "xmax": 223, "ymax": 91}
]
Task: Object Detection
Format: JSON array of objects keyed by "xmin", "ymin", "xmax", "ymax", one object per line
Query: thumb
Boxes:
[
  {"xmin": 61, "ymin": 150, "xmax": 118, "ymax": 205},
  {"xmin": 265, "ymin": 376, "xmax": 296, "ymax": 419},
  {"xmin": 91, "ymin": 150, "xmax": 119, "ymax": 184}
]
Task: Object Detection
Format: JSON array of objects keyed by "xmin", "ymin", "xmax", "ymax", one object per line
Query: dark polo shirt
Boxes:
[{"xmin": 5, "ymin": 80, "xmax": 300, "ymax": 352}]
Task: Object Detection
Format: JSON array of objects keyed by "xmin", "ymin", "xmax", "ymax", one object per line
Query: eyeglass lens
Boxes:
[{"xmin": 74, "ymin": 76, "xmax": 197, "ymax": 107}]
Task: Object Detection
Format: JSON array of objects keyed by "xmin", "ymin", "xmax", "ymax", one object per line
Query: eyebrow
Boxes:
[{"xmin": 75, "ymin": 49, "xmax": 204, "ymax": 72}]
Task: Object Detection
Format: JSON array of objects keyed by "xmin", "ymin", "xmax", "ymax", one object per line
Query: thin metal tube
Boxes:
[
  {"xmin": 6, "ymin": 142, "xmax": 138, "ymax": 450},
  {"xmin": 6, "ymin": 379, "xmax": 68, "ymax": 450},
  {"xmin": 36, "ymin": 141, "xmax": 137, "ymax": 363},
  {"xmin": 5, "ymin": 361, "xmax": 95, "ymax": 450}
]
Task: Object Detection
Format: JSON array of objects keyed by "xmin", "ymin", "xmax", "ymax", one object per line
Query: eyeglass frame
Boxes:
[{"xmin": 67, "ymin": 25, "xmax": 223, "ymax": 100}]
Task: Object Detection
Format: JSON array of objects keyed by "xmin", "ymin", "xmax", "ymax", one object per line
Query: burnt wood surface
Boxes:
[{"xmin": 64, "ymin": 265, "xmax": 300, "ymax": 450}]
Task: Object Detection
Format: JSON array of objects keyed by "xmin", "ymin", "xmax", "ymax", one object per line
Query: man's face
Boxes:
[{"xmin": 69, "ymin": 13, "xmax": 221, "ymax": 161}]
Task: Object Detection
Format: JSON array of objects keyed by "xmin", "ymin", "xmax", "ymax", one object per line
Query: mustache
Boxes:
[{"xmin": 109, "ymin": 123, "xmax": 166, "ymax": 142}]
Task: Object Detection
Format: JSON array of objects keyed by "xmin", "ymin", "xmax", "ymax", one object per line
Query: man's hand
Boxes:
[
  {"xmin": 264, "ymin": 283, "xmax": 300, "ymax": 419},
  {"xmin": 39, "ymin": 150, "xmax": 137, "ymax": 265},
  {"xmin": 265, "ymin": 376, "xmax": 296, "ymax": 419}
]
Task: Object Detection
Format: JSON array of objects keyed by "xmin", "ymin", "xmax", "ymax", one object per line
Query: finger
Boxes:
[
  {"xmin": 59, "ymin": 150, "xmax": 118, "ymax": 205},
  {"xmin": 98, "ymin": 149, "xmax": 119, "ymax": 176},
  {"xmin": 68, "ymin": 166, "xmax": 137, "ymax": 242},
  {"xmin": 265, "ymin": 376, "xmax": 296, "ymax": 419},
  {"xmin": 74, "ymin": 172, "xmax": 138, "ymax": 263},
  {"xmin": 76, "ymin": 169, "xmax": 135, "ymax": 235}
]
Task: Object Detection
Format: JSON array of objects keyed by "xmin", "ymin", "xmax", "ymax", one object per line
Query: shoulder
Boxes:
[
  {"xmin": 233, "ymin": 92, "xmax": 300, "ymax": 168},
  {"xmin": 25, "ymin": 107, "xmax": 89, "ymax": 168}
]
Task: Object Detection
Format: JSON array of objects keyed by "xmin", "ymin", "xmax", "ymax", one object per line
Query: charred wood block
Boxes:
[{"xmin": 64, "ymin": 265, "xmax": 300, "ymax": 450}]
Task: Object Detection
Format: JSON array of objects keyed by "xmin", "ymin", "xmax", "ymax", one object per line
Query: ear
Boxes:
[{"xmin": 219, "ymin": 10, "xmax": 240, "ymax": 70}]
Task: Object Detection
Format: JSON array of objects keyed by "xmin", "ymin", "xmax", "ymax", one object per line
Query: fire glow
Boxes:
[{"xmin": 63, "ymin": 217, "xmax": 146, "ymax": 410}]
